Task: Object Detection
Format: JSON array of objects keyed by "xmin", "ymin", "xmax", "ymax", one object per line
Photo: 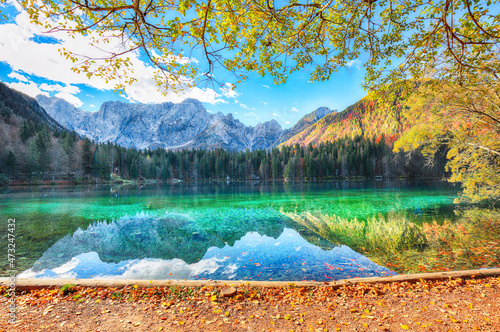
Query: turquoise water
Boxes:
[
  {"xmin": 0, "ymin": 181, "xmax": 463, "ymax": 280},
  {"xmin": 0, "ymin": 181, "xmax": 458, "ymax": 221}
]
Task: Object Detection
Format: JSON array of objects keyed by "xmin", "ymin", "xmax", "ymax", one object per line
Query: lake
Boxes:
[{"xmin": 1, "ymin": 180, "xmax": 498, "ymax": 281}]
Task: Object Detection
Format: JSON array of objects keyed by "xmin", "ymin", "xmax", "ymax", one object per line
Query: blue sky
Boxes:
[{"xmin": 0, "ymin": 1, "xmax": 367, "ymax": 129}]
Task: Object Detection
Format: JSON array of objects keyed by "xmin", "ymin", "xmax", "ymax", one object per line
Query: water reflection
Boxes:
[
  {"xmin": 0, "ymin": 181, "xmax": 468, "ymax": 277},
  {"xmin": 20, "ymin": 228, "xmax": 396, "ymax": 281},
  {"xmin": 26, "ymin": 210, "xmax": 287, "ymax": 271}
]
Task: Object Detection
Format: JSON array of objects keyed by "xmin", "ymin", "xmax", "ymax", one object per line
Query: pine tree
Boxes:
[
  {"xmin": 130, "ymin": 158, "xmax": 138, "ymax": 179},
  {"xmin": 81, "ymin": 138, "xmax": 92, "ymax": 174},
  {"xmin": 62, "ymin": 131, "xmax": 76, "ymax": 174},
  {"xmin": 18, "ymin": 120, "xmax": 34, "ymax": 143},
  {"xmin": 38, "ymin": 128, "xmax": 51, "ymax": 167},
  {"xmin": 6, "ymin": 150, "xmax": 16, "ymax": 177}
]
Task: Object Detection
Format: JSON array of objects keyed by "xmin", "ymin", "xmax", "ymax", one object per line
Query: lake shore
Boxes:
[
  {"xmin": 2, "ymin": 268, "xmax": 500, "ymax": 291},
  {"xmin": 0, "ymin": 176, "xmax": 448, "ymax": 188},
  {"xmin": 2, "ymin": 269, "xmax": 499, "ymax": 331}
]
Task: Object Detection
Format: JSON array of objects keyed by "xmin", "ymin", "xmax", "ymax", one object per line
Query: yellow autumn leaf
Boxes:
[{"xmin": 401, "ymin": 324, "xmax": 409, "ymax": 329}]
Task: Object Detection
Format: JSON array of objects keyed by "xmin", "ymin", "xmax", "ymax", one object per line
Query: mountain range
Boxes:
[
  {"xmin": 2, "ymin": 81, "xmax": 409, "ymax": 153},
  {"xmin": 36, "ymin": 95, "xmax": 335, "ymax": 151}
]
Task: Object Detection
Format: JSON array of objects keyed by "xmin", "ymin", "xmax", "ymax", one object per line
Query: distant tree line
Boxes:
[{"xmin": 0, "ymin": 117, "xmax": 448, "ymax": 183}]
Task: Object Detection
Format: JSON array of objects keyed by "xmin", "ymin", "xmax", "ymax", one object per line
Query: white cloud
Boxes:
[
  {"xmin": 7, "ymin": 81, "xmax": 48, "ymax": 98},
  {"xmin": 234, "ymin": 111, "xmax": 238, "ymax": 115},
  {"xmin": 4, "ymin": 0, "xmax": 22, "ymax": 11},
  {"xmin": 272, "ymin": 112, "xmax": 281, "ymax": 118},
  {"xmin": 55, "ymin": 92, "xmax": 83, "ymax": 107},
  {"xmin": 220, "ymin": 82, "xmax": 239, "ymax": 99},
  {"xmin": 262, "ymin": 84, "xmax": 271, "ymax": 89},
  {"xmin": 239, "ymin": 103, "xmax": 255, "ymax": 111},
  {"xmin": 40, "ymin": 83, "xmax": 80, "ymax": 95},
  {"xmin": 8, "ymin": 71, "xmax": 28, "ymax": 82},
  {"xmin": 285, "ymin": 121, "xmax": 290, "ymax": 124},
  {"xmin": 0, "ymin": 11, "xmax": 106, "ymax": 88},
  {"xmin": 290, "ymin": 107, "xmax": 299, "ymax": 112},
  {"xmin": 263, "ymin": 102, "xmax": 268, "ymax": 106},
  {"xmin": 0, "ymin": 9, "xmax": 238, "ymax": 106},
  {"xmin": 346, "ymin": 59, "xmax": 361, "ymax": 69},
  {"xmin": 244, "ymin": 112, "xmax": 259, "ymax": 119},
  {"xmin": 148, "ymin": 85, "xmax": 230, "ymax": 105}
]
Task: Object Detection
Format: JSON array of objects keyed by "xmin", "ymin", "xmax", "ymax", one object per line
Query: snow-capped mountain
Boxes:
[{"xmin": 36, "ymin": 95, "xmax": 284, "ymax": 151}]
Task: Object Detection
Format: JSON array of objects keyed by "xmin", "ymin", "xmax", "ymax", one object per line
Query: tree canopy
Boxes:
[
  {"xmin": 394, "ymin": 76, "xmax": 500, "ymax": 205},
  {"xmin": 19, "ymin": 0, "xmax": 500, "ymax": 90}
]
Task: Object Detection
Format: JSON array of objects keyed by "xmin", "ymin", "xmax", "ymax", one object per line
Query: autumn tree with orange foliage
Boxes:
[{"xmin": 394, "ymin": 74, "xmax": 500, "ymax": 205}]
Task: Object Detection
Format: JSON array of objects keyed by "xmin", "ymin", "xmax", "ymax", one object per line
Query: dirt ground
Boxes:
[{"xmin": 1, "ymin": 276, "xmax": 499, "ymax": 331}]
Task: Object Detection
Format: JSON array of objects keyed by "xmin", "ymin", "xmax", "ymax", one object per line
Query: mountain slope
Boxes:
[
  {"xmin": 36, "ymin": 96, "xmax": 284, "ymax": 151},
  {"xmin": 277, "ymin": 106, "xmax": 335, "ymax": 145},
  {"xmin": 0, "ymin": 82, "xmax": 64, "ymax": 131},
  {"xmin": 282, "ymin": 94, "xmax": 409, "ymax": 146}
]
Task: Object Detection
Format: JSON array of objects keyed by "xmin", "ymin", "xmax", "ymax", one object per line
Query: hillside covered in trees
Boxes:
[
  {"xmin": 0, "ymin": 83, "xmax": 449, "ymax": 183},
  {"xmin": 282, "ymin": 88, "xmax": 410, "ymax": 147}
]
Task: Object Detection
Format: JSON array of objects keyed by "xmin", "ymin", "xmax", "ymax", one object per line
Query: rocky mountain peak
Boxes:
[
  {"xmin": 255, "ymin": 119, "xmax": 282, "ymax": 129},
  {"xmin": 315, "ymin": 107, "xmax": 335, "ymax": 119},
  {"xmin": 181, "ymin": 98, "xmax": 202, "ymax": 105},
  {"xmin": 37, "ymin": 96, "xmax": 287, "ymax": 151},
  {"xmin": 275, "ymin": 106, "xmax": 335, "ymax": 145}
]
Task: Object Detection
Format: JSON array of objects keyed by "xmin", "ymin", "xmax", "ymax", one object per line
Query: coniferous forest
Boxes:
[{"xmin": 0, "ymin": 114, "xmax": 448, "ymax": 184}]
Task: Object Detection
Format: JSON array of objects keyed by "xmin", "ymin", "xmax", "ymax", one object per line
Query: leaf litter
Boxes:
[{"xmin": 1, "ymin": 275, "xmax": 499, "ymax": 331}]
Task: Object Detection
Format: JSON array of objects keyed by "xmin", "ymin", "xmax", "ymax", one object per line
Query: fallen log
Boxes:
[{"xmin": 1, "ymin": 268, "xmax": 499, "ymax": 292}]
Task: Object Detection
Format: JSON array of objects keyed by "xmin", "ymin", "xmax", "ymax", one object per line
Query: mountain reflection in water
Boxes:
[{"xmin": 20, "ymin": 212, "xmax": 396, "ymax": 281}]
